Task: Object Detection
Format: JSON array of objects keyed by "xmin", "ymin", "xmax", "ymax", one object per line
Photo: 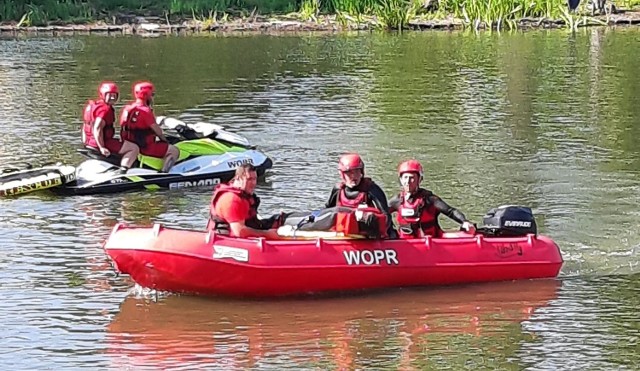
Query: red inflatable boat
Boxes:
[{"xmin": 103, "ymin": 223, "xmax": 563, "ymax": 298}]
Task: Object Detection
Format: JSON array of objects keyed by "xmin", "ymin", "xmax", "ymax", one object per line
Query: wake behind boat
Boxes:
[{"xmin": 48, "ymin": 116, "xmax": 272, "ymax": 196}]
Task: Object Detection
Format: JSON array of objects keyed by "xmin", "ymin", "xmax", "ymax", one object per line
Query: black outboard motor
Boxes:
[{"xmin": 480, "ymin": 205, "xmax": 537, "ymax": 237}]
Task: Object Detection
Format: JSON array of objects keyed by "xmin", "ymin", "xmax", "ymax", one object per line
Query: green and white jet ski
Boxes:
[{"xmin": 52, "ymin": 117, "xmax": 273, "ymax": 196}]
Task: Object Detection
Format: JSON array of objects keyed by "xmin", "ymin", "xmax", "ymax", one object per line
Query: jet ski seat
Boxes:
[{"xmin": 77, "ymin": 147, "xmax": 123, "ymax": 167}]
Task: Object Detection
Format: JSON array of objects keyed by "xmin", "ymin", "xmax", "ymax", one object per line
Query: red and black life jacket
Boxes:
[
  {"xmin": 208, "ymin": 183, "xmax": 261, "ymax": 235},
  {"xmin": 288, "ymin": 206, "xmax": 388, "ymax": 239},
  {"xmin": 82, "ymin": 100, "xmax": 115, "ymax": 144},
  {"xmin": 120, "ymin": 103, "xmax": 155, "ymax": 148},
  {"xmin": 336, "ymin": 177, "xmax": 373, "ymax": 208},
  {"xmin": 396, "ymin": 188, "xmax": 441, "ymax": 238},
  {"xmin": 335, "ymin": 206, "xmax": 389, "ymax": 239}
]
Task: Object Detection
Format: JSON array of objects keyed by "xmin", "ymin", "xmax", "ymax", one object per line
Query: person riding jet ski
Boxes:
[
  {"xmin": 119, "ymin": 81, "xmax": 179, "ymax": 173},
  {"xmin": 82, "ymin": 81, "xmax": 139, "ymax": 172}
]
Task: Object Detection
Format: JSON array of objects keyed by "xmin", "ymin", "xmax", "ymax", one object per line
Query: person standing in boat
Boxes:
[
  {"xmin": 325, "ymin": 153, "xmax": 396, "ymax": 238},
  {"xmin": 119, "ymin": 81, "xmax": 179, "ymax": 173},
  {"xmin": 208, "ymin": 163, "xmax": 282, "ymax": 239},
  {"xmin": 82, "ymin": 81, "xmax": 140, "ymax": 172},
  {"xmin": 389, "ymin": 159, "xmax": 475, "ymax": 238}
]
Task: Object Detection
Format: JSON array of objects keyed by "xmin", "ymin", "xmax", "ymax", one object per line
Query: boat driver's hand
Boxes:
[
  {"xmin": 100, "ymin": 147, "xmax": 111, "ymax": 157},
  {"xmin": 461, "ymin": 221, "xmax": 476, "ymax": 235}
]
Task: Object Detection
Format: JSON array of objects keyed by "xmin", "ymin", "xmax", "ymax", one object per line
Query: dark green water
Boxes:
[{"xmin": 0, "ymin": 28, "xmax": 638, "ymax": 369}]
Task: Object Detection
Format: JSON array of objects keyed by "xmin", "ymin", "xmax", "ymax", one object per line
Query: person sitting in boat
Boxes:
[
  {"xmin": 82, "ymin": 81, "xmax": 139, "ymax": 172},
  {"xmin": 119, "ymin": 81, "xmax": 179, "ymax": 173},
  {"xmin": 325, "ymin": 153, "xmax": 396, "ymax": 238},
  {"xmin": 389, "ymin": 159, "xmax": 476, "ymax": 238},
  {"xmin": 208, "ymin": 163, "xmax": 282, "ymax": 239}
]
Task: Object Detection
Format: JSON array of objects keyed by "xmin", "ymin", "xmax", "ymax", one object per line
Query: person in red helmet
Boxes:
[
  {"xmin": 325, "ymin": 153, "xmax": 396, "ymax": 238},
  {"xmin": 389, "ymin": 159, "xmax": 475, "ymax": 239},
  {"xmin": 119, "ymin": 81, "xmax": 179, "ymax": 173},
  {"xmin": 82, "ymin": 81, "xmax": 139, "ymax": 170}
]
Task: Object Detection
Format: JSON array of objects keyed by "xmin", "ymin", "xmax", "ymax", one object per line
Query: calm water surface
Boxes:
[{"xmin": 0, "ymin": 28, "xmax": 639, "ymax": 369}]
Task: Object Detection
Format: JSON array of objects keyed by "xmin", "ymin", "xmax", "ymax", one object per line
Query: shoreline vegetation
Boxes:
[{"xmin": 0, "ymin": 0, "xmax": 639, "ymax": 35}]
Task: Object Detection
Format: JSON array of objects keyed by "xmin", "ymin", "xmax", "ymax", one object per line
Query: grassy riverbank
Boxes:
[{"xmin": 1, "ymin": 0, "xmax": 639, "ymax": 31}]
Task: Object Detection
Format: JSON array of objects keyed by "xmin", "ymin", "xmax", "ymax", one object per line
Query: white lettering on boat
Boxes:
[
  {"xmin": 504, "ymin": 220, "xmax": 532, "ymax": 227},
  {"xmin": 213, "ymin": 245, "xmax": 249, "ymax": 262},
  {"xmin": 169, "ymin": 178, "xmax": 221, "ymax": 189},
  {"xmin": 227, "ymin": 158, "xmax": 254, "ymax": 168},
  {"xmin": 343, "ymin": 249, "xmax": 399, "ymax": 265}
]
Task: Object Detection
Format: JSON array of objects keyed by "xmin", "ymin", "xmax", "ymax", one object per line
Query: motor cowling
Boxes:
[{"xmin": 480, "ymin": 205, "xmax": 537, "ymax": 237}]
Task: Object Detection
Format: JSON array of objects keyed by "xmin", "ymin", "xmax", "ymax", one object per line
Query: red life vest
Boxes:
[
  {"xmin": 292, "ymin": 206, "xmax": 388, "ymax": 239},
  {"xmin": 396, "ymin": 188, "xmax": 441, "ymax": 238},
  {"xmin": 82, "ymin": 100, "xmax": 115, "ymax": 146},
  {"xmin": 335, "ymin": 206, "xmax": 389, "ymax": 239},
  {"xmin": 208, "ymin": 183, "xmax": 260, "ymax": 235},
  {"xmin": 120, "ymin": 103, "xmax": 155, "ymax": 148},
  {"xmin": 336, "ymin": 177, "xmax": 372, "ymax": 208}
]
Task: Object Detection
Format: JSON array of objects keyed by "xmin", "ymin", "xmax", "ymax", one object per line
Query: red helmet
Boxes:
[
  {"xmin": 398, "ymin": 159, "xmax": 423, "ymax": 177},
  {"xmin": 98, "ymin": 82, "xmax": 119, "ymax": 101},
  {"xmin": 133, "ymin": 81, "xmax": 155, "ymax": 101},
  {"xmin": 338, "ymin": 153, "xmax": 365, "ymax": 173}
]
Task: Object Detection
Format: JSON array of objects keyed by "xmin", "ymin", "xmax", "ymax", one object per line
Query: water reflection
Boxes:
[
  {"xmin": 520, "ymin": 274, "xmax": 640, "ymax": 370},
  {"xmin": 107, "ymin": 280, "xmax": 560, "ymax": 370}
]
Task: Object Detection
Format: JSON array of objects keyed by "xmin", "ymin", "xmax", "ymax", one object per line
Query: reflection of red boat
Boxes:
[
  {"xmin": 103, "ymin": 223, "xmax": 563, "ymax": 297},
  {"xmin": 106, "ymin": 280, "xmax": 561, "ymax": 369}
]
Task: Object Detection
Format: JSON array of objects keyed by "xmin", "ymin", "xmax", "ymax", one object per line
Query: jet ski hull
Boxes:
[{"xmin": 53, "ymin": 157, "xmax": 272, "ymax": 195}]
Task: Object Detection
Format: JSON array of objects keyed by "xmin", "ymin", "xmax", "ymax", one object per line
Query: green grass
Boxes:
[
  {"xmin": 442, "ymin": 0, "xmax": 569, "ymax": 30},
  {"xmin": 0, "ymin": 0, "xmax": 631, "ymax": 29},
  {"xmin": 0, "ymin": 0, "xmax": 299, "ymax": 25},
  {"xmin": 298, "ymin": 0, "xmax": 321, "ymax": 21},
  {"xmin": 375, "ymin": 0, "xmax": 421, "ymax": 30},
  {"xmin": 1, "ymin": 0, "xmax": 95, "ymax": 26},
  {"xmin": 620, "ymin": 0, "xmax": 640, "ymax": 8},
  {"xmin": 326, "ymin": 0, "xmax": 378, "ymax": 14}
]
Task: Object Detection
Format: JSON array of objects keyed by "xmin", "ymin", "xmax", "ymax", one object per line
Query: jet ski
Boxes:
[{"xmin": 52, "ymin": 116, "xmax": 273, "ymax": 196}]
